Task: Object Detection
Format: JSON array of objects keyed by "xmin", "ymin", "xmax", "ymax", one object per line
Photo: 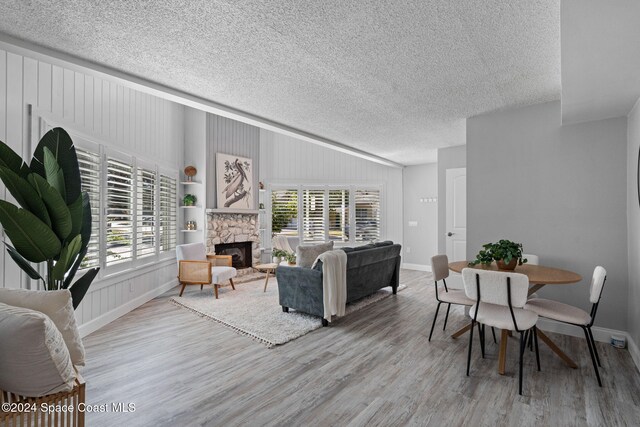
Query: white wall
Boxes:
[
  {"xmin": 0, "ymin": 41, "xmax": 185, "ymax": 336},
  {"xmin": 467, "ymin": 101, "xmax": 628, "ymax": 331},
  {"xmin": 260, "ymin": 129, "xmax": 403, "ymax": 247},
  {"xmin": 402, "ymin": 164, "xmax": 438, "ymax": 268},
  {"xmin": 627, "ymin": 97, "xmax": 640, "ymax": 367}
]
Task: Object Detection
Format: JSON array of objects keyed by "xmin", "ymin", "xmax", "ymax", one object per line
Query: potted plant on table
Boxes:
[
  {"xmin": 469, "ymin": 239, "xmax": 528, "ymax": 271},
  {"xmin": 0, "ymin": 128, "xmax": 99, "ymax": 308},
  {"xmin": 284, "ymin": 251, "xmax": 297, "ymax": 266},
  {"xmin": 272, "ymin": 248, "xmax": 287, "ymax": 264}
]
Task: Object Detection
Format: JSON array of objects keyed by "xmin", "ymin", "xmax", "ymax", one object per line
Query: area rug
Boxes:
[{"xmin": 169, "ymin": 279, "xmax": 406, "ymax": 348}]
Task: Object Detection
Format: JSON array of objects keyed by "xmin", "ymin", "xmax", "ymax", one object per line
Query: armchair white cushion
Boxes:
[
  {"xmin": 0, "ymin": 288, "xmax": 85, "ymax": 366},
  {"xmin": 213, "ymin": 267, "xmax": 236, "ymax": 284},
  {"xmin": 176, "ymin": 242, "xmax": 207, "ymax": 263},
  {"xmin": 0, "ymin": 302, "xmax": 75, "ymax": 397}
]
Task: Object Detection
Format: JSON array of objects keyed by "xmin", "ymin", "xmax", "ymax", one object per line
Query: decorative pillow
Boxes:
[
  {"xmin": 0, "ymin": 302, "xmax": 75, "ymax": 397},
  {"xmin": 296, "ymin": 241, "xmax": 334, "ymax": 268},
  {"xmin": 0, "ymin": 288, "xmax": 85, "ymax": 366}
]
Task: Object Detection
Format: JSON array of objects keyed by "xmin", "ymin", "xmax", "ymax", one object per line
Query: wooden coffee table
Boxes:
[{"xmin": 254, "ymin": 263, "xmax": 279, "ymax": 292}]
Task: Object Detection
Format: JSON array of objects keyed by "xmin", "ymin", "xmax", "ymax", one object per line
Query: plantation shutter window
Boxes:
[
  {"xmin": 136, "ymin": 167, "xmax": 157, "ymax": 258},
  {"xmin": 106, "ymin": 157, "xmax": 134, "ymax": 266},
  {"xmin": 302, "ymin": 190, "xmax": 325, "ymax": 243},
  {"xmin": 328, "ymin": 189, "xmax": 349, "ymax": 242},
  {"xmin": 159, "ymin": 174, "xmax": 177, "ymax": 252},
  {"xmin": 271, "ymin": 190, "xmax": 298, "ymax": 236},
  {"xmin": 76, "ymin": 147, "xmax": 101, "ymax": 269},
  {"xmin": 354, "ymin": 189, "xmax": 381, "ymax": 242}
]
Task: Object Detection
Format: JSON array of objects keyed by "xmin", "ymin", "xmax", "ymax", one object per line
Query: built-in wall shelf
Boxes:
[
  {"xmin": 180, "ymin": 181, "xmax": 202, "ymax": 185},
  {"xmin": 206, "ymin": 208, "xmax": 260, "ymax": 214},
  {"xmin": 180, "ymin": 205, "xmax": 202, "ymax": 209},
  {"xmin": 180, "ymin": 229, "xmax": 200, "ymax": 233}
]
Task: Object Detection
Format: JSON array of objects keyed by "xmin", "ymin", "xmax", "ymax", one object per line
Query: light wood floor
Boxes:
[{"xmin": 82, "ymin": 270, "xmax": 640, "ymax": 426}]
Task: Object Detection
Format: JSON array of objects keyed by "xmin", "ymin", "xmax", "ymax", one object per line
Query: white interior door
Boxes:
[{"xmin": 446, "ymin": 168, "xmax": 467, "ymax": 262}]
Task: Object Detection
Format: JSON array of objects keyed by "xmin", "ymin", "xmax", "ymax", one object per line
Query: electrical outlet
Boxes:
[
  {"xmin": 406, "ymin": 247, "xmax": 411, "ymax": 253},
  {"xmin": 408, "ymin": 221, "xmax": 418, "ymax": 227}
]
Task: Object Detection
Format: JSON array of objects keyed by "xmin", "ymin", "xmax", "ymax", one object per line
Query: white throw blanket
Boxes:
[{"xmin": 313, "ymin": 250, "xmax": 348, "ymax": 322}]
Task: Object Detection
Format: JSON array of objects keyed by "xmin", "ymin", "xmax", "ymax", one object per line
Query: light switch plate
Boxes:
[{"xmin": 408, "ymin": 221, "xmax": 418, "ymax": 227}]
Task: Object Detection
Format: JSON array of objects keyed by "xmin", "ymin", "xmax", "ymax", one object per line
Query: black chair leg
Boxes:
[
  {"xmin": 588, "ymin": 327, "xmax": 601, "ymax": 367},
  {"xmin": 519, "ymin": 331, "xmax": 525, "ymax": 396},
  {"xmin": 491, "ymin": 327, "xmax": 497, "ymax": 344},
  {"xmin": 467, "ymin": 320, "xmax": 475, "ymax": 376},
  {"xmin": 583, "ymin": 327, "xmax": 602, "ymax": 387},
  {"xmin": 428, "ymin": 302, "xmax": 441, "ymax": 342},
  {"xmin": 479, "ymin": 323, "xmax": 486, "ymax": 359},
  {"xmin": 529, "ymin": 330, "xmax": 534, "ymax": 351},
  {"xmin": 443, "ymin": 304, "xmax": 451, "ymax": 331},
  {"xmin": 533, "ymin": 327, "xmax": 541, "ymax": 371}
]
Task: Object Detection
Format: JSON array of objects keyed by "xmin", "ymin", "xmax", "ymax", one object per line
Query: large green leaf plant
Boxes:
[{"xmin": 0, "ymin": 127, "xmax": 99, "ymax": 308}]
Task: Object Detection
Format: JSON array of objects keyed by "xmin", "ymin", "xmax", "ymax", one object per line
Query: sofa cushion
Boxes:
[
  {"xmin": 353, "ymin": 244, "xmax": 376, "ymax": 251},
  {"xmin": 373, "ymin": 240, "xmax": 394, "ymax": 247},
  {"xmin": 297, "ymin": 241, "xmax": 334, "ymax": 268},
  {"xmin": 0, "ymin": 288, "xmax": 85, "ymax": 366},
  {"xmin": 341, "ymin": 247, "xmax": 355, "ymax": 253},
  {"xmin": 0, "ymin": 302, "xmax": 75, "ymax": 397}
]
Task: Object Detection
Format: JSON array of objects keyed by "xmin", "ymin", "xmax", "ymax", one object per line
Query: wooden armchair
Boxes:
[
  {"xmin": 176, "ymin": 243, "xmax": 237, "ymax": 299},
  {"xmin": 1, "ymin": 372, "xmax": 85, "ymax": 427}
]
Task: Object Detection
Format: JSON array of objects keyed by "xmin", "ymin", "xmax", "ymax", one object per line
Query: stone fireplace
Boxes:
[{"xmin": 206, "ymin": 211, "xmax": 260, "ymax": 269}]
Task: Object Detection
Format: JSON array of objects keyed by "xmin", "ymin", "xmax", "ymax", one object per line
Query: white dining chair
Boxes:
[
  {"xmin": 428, "ymin": 255, "xmax": 476, "ymax": 341},
  {"xmin": 523, "ymin": 253, "xmax": 539, "ymax": 265},
  {"xmin": 462, "ymin": 268, "xmax": 540, "ymax": 395},
  {"xmin": 524, "ymin": 266, "xmax": 607, "ymax": 386}
]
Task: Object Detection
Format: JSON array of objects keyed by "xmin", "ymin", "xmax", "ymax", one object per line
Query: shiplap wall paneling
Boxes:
[
  {"xmin": 259, "ymin": 129, "xmax": 403, "ymax": 246},
  {"xmin": 206, "ymin": 114, "xmax": 260, "ymax": 208},
  {"xmin": 0, "ymin": 44, "xmax": 184, "ymax": 333}
]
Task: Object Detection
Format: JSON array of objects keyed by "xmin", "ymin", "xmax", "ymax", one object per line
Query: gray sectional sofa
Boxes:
[{"xmin": 276, "ymin": 241, "xmax": 402, "ymax": 326}]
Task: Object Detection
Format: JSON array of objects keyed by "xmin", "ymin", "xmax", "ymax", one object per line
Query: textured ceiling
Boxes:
[
  {"xmin": 0, "ymin": 0, "xmax": 560, "ymax": 165},
  {"xmin": 561, "ymin": 0, "xmax": 640, "ymax": 124}
]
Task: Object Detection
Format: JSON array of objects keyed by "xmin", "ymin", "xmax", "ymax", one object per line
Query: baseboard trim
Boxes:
[
  {"xmin": 537, "ymin": 318, "xmax": 640, "ymax": 372},
  {"xmin": 628, "ymin": 334, "xmax": 640, "ymax": 374},
  {"xmin": 78, "ymin": 279, "xmax": 178, "ymax": 338},
  {"xmin": 402, "ymin": 263, "xmax": 432, "ymax": 272},
  {"xmin": 537, "ymin": 318, "xmax": 622, "ymax": 343}
]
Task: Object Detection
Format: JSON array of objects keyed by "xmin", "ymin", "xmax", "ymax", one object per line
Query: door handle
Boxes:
[{"xmin": 447, "ymin": 232, "xmax": 454, "ymax": 237}]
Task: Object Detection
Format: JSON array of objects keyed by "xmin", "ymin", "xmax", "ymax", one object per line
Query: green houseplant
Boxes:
[
  {"xmin": 469, "ymin": 239, "xmax": 528, "ymax": 270},
  {"xmin": 0, "ymin": 128, "xmax": 99, "ymax": 308},
  {"xmin": 183, "ymin": 194, "xmax": 197, "ymax": 206},
  {"xmin": 284, "ymin": 251, "xmax": 297, "ymax": 265},
  {"xmin": 272, "ymin": 248, "xmax": 287, "ymax": 263}
]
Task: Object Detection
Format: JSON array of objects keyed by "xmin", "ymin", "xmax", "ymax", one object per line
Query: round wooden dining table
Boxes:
[{"xmin": 448, "ymin": 261, "xmax": 582, "ymax": 375}]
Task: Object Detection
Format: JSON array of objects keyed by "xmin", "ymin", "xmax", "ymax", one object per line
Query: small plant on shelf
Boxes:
[
  {"xmin": 469, "ymin": 239, "xmax": 528, "ymax": 271},
  {"xmin": 183, "ymin": 194, "xmax": 197, "ymax": 206}
]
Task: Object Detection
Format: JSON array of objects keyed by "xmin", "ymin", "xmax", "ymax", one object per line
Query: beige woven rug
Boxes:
[{"xmin": 169, "ymin": 278, "xmax": 405, "ymax": 348}]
